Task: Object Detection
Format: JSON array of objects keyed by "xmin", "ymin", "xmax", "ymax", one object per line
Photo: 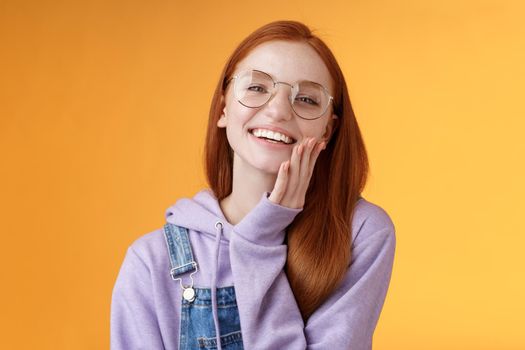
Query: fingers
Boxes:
[
  {"xmin": 299, "ymin": 138, "xmax": 316, "ymax": 181},
  {"xmin": 268, "ymin": 161, "xmax": 289, "ymax": 204},
  {"xmin": 295, "ymin": 138, "xmax": 323, "ymax": 197},
  {"xmin": 277, "ymin": 137, "xmax": 326, "ymax": 209},
  {"xmin": 307, "ymin": 140, "xmax": 326, "ymax": 176},
  {"xmin": 286, "ymin": 141, "xmax": 302, "ymax": 194}
]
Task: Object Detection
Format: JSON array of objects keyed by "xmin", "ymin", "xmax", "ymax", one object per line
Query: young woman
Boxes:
[{"xmin": 111, "ymin": 20, "xmax": 396, "ymax": 350}]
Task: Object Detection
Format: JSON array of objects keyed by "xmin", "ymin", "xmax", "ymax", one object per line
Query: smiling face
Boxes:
[{"xmin": 217, "ymin": 40, "xmax": 338, "ymax": 175}]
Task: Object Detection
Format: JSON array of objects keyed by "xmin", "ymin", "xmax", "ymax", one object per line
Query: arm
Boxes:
[
  {"xmin": 230, "ymin": 193, "xmax": 305, "ymax": 349},
  {"xmin": 230, "ymin": 194, "xmax": 396, "ymax": 350},
  {"xmin": 305, "ymin": 222, "xmax": 396, "ymax": 349},
  {"xmin": 110, "ymin": 247, "xmax": 165, "ymax": 350}
]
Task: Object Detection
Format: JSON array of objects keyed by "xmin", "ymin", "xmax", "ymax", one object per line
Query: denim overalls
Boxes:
[{"xmin": 163, "ymin": 223, "xmax": 244, "ymax": 350}]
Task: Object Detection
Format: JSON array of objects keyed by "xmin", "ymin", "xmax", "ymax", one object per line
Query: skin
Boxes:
[{"xmin": 217, "ymin": 40, "xmax": 337, "ymax": 224}]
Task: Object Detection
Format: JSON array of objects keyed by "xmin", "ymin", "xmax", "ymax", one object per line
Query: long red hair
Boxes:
[{"xmin": 204, "ymin": 21, "xmax": 369, "ymax": 320}]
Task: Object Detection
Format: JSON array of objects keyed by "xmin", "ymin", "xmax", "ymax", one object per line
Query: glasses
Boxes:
[{"xmin": 228, "ymin": 69, "xmax": 333, "ymax": 120}]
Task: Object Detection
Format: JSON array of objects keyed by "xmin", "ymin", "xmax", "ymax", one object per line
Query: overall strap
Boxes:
[{"xmin": 163, "ymin": 223, "xmax": 199, "ymax": 302}]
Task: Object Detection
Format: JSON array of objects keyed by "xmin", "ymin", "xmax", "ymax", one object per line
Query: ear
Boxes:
[
  {"xmin": 217, "ymin": 113, "xmax": 227, "ymax": 128},
  {"xmin": 322, "ymin": 114, "xmax": 339, "ymax": 142},
  {"xmin": 217, "ymin": 95, "xmax": 227, "ymax": 128}
]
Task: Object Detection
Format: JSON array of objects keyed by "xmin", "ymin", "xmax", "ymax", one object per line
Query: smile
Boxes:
[{"xmin": 249, "ymin": 128, "xmax": 296, "ymax": 144}]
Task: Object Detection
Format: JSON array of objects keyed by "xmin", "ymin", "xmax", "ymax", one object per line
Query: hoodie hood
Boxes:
[{"xmin": 165, "ymin": 189, "xmax": 235, "ymax": 241}]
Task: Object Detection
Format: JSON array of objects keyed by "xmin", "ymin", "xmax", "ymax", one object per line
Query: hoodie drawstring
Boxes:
[{"xmin": 212, "ymin": 221, "xmax": 223, "ymax": 350}]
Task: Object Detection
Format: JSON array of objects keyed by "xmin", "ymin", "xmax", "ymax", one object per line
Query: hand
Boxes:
[{"xmin": 268, "ymin": 137, "xmax": 326, "ymax": 209}]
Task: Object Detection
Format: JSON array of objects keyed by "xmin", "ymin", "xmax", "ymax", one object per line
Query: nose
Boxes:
[{"xmin": 264, "ymin": 83, "xmax": 294, "ymax": 121}]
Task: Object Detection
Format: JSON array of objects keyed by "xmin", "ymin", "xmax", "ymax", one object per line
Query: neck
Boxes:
[{"xmin": 219, "ymin": 154, "xmax": 277, "ymax": 225}]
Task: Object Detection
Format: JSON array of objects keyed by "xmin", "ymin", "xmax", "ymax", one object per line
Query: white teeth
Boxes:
[{"xmin": 252, "ymin": 128, "xmax": 293, "ymax": 144}]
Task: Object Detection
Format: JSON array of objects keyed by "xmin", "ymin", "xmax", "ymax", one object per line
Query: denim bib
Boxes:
[{"xmin": 163, "ymin": 223, "xmax": 244, "ymax": 350}]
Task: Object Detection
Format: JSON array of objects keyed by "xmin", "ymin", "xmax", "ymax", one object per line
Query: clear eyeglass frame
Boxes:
[{"xmin": 227, "ymin": 69, "xmax": 334, "ymax": 120}]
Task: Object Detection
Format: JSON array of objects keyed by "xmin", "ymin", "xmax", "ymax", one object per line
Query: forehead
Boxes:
[{"xmin": 234, "ymin": 40, "xmax": 334, "ymax": 93}]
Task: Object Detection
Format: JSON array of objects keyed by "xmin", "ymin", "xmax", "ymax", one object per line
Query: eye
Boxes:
[
  {"xmin": 247, "ymin": 85, "xmax": 267, "ymax": 93},
  {"xmin": 295, "ymin": 95, "xmax": 319, "ymax": 105}
]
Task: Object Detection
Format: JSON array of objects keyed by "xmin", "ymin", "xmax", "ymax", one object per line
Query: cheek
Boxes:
[
  {"xmin": 226, "ymin": 102, "xmax": 256, "ymax": 128},
  {"xmin": 223, "ymin": 106, "xmax": 255, "ymax": 146},
  {"xmin": 297, "ymin": 120, "xmax": 329, "ymax": 140}
]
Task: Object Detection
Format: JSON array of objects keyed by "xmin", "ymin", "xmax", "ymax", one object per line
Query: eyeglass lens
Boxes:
[{"xmin": 233, "ymin": 70, "xmax": 330, "ymax": 119}]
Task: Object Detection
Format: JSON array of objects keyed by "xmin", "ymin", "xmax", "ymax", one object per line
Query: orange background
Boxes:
[{"xmin": 1, "ymin": 0, "xmax": 524, "ymax": 349}]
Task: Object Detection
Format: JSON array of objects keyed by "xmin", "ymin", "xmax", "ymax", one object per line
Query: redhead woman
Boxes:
[{"xmin": 111, "ymin": 20, "xmax": 396, "ymax": 350}]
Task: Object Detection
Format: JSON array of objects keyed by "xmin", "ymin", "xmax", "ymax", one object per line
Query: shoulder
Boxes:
[
  {"xmin": 351, "ymin": 197, "xmax": 396, "ymax": 249},
  {"xmin": 126, "ymin": 227, "xmax": 169, "ymax": 272}
]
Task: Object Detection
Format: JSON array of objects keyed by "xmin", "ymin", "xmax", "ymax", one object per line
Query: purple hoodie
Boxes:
[{"xmin": 111, "ymin": 189, "xmax": 396, "ymax": 349}]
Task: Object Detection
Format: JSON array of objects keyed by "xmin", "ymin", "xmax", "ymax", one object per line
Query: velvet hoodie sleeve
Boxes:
[
  {"xmin": 229, "ymin": 193, "xmax": 396, "ymax": 350},
  {"xmin": 110, "ymin": 247, "xmax": 164, "ymax": 350}
]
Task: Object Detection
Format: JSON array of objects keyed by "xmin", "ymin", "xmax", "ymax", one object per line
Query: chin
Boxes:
[
  {"xmin": 252, "ymin": 159, "xmax": 283, "ymax": 175},
  {"xmin": 234, "ymin": 151, "xmax": 288, "ymax": 176}
]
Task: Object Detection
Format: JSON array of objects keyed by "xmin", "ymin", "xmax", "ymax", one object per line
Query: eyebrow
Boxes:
[{"xmin": 242, "ymin": 68, "xmax": 329, "ymax": 89}]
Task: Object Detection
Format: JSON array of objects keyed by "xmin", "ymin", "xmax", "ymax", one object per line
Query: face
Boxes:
[{"xmin": 217, "ymin": 40, "xmax": 337, "ymax": 175}]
